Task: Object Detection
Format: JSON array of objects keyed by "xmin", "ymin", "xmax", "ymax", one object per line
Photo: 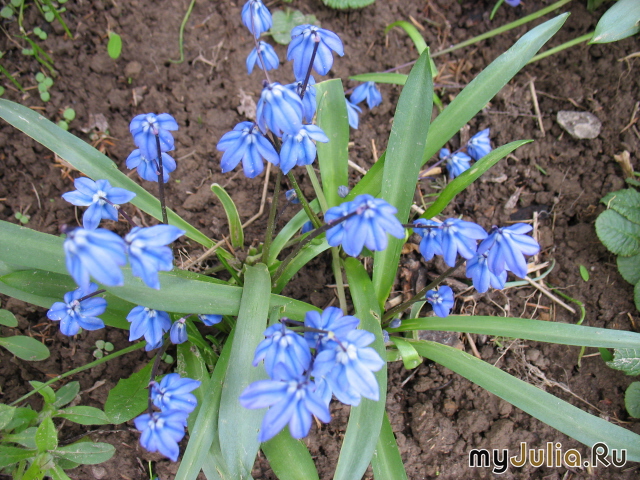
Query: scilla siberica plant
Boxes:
[{"xmin": 1, "ymin": 1, "xmax": 640, "ymax": 478}]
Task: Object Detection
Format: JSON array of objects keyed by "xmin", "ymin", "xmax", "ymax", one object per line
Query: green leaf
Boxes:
[
  {"xmin": 385, "ymin": 21, "xmax": 427, "ymax": 54},
  {"xmin": 625, "ymin": 382, "xmax": 640, "ymax": 418},
  {"xmin": 104, "ymin": 362, "xmax": 152, "ymax": 424},
  {"xmin": 0, "ymin": 308, "xmax": 18, "ymax": 326},
  {"xmin": 3, "ymin": 407, "xmax": 37, "ymax": 433},
  {"xmin": 372, "ymin": 413, "xmax": 408, "ymax": 480},
  {"xmin": 349, "ymin": 73, "xmax": 408, "ymax": 86},
  {"xmin": 270, "ymin": 9, "xmax": 318, "ymax": 45},
  {"xmin": 261, "ymin": 430, "xmax": 319, "ymax": 480},
  {"xmin": 62, "ymin": 108, "xmax": 75, "ymax": 121},
  {"xmin": 411, "ymin": 340, "xmax": 640, "ymax": 462},
  {"xmin": 107, "ymin": 32, "xmax": 122, "ymax": 59},
  {"xmin": 177, "ymin": 343, "xmax": 209, "ymax": 425},
  {"xmin": 35, "ymin": 417, "xmax": 57, "ymax": 452},
  {"xmin": 3, "ymin": 427, "xmax": 38, "ymax": 449},
  {"xmin": 315, "ymin": 79, "xmax": 349, "ymax": 209},
  {"xmin": 591, "ymin": 0, "xmax": 640, "ymax": 43},
  {"xmin": 321, "ymin": 0, "xmax": 374, "ymax": 9},
  {"xmin": 421, "ymin": 140, "xmax": 531, "ymax": 219},
  {"xmin": 579, "ymin": 265, "xmax": 590, "ymax": 282},
  {"xmin": 0, "ymin": 446, "xmax": 37, "ymax": 468},
  {"xmin": 53, "ymin": 382, "xmax": 80, "ymax": 408},
  {"xmin": 21, "ymin": 456, "xmax": 44, "ymax": 480},
  {"xmin": 47, "ymin": 464, "xmax": 72, "ymax": 480},
  {"xmin": 372, "ymin": 49, "xmax": 432, "ymax": 305},
  {"xmin": 601, "ymin": 188, "xmax": 640, "ymax": 225},
  {"xmin": 53, "ymin": 442, "xmax": 115, "ymax": 465},
  {"xmin": 635, "ymin": 281, "xmax": 640, "ymax": 312},
  {"xmin": 0, "ymin": 100, "xmax": 213, "ymax": 248},
  {"xmin": 56, "ymin": 406, "xmax": 110, "ymax": 426},
  {"xmin": 595, "ymin": 209, "xmax": 640, "ymax": 256},
  {"xmin": 218, "ymin": 264, "xmax": 271, "ymax": 479},
  {"xmin": 30, "ymin": 381, "xmax": 56, "ymax": 404},
  {"xmin": 0, "ymin": 403, "xmax": 15, "ymax": 430},
  {"xmin": 390, "ymin": 336, "xmax": 422, "ymax": 370},
  {"xmin": 0, "ymin": 335, "xmax": 50, "ymax": 361},
  {"xmin": 272, "ymin": 239, "xmax": 330, "ymax": 294},
  {"xmin": 335, "ymin": 259, "xmax": 387, "ymax": 480},
  {"xmin": 617, "ymin": 254, "xmax": 640, "ymax": 285},
  {"xmin": 268, "ymin": 200, "xmax": 321, "ymax": 265},
  {"xmin": 607, "ymin": 348, "xmax": 640, "ymax": 375},
  {"xmin": 211, "ymin": 183, "xmax": 244, "ymax": 249}
]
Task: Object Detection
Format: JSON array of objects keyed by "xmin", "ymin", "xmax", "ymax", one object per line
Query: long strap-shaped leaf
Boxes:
[
  {"xmin": 372, "ymin": 49, "xmax": 432, "ymax": 306},
  {"xmin": 411, "ymin": 340, "xmax": 640, "ymax": 461},
  {"xmin": 211, "ymin": 184, "xmax": 244, "ymax": 249},
  {"xmin": 261, "ymin": 430, "xmax": 320, "ymax": 480},
  {"xmin": 0, "ymin": 99, "xmax": 213, "ymax": 248},
  {"xmin": 371, "ymin": 413, "xmax": 408, "ymax": 480},
  {"xmin": 334, "ymin": 258, "xmax": 387, "ymax": 480},
  {"xmin": 218, "ymin": 264, "xmax": 270, "ymax": 479}
]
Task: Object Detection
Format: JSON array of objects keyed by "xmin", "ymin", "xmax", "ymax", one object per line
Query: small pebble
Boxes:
[{"xmin": 556, "ymin": 111, "xmax": 602, "ymax": 139}]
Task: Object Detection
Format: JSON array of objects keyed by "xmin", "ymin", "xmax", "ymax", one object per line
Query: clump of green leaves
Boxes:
[
  {"xmin": 92, "ymin": 339, "xmax": 114, "ymax": 359},
  {"xmin": 56, "ymin": 107, "xmax": 75, "ymax": 130},
  {"xmin": 13, "ymin": 211, "xmax": 30, "ymax": 225},
  {"xmin": 35, "ymin": 71, "xmax": 53, "ymax": 101}
]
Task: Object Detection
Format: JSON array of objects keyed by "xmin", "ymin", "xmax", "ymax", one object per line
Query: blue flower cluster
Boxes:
[
  {"xmin": 439, "ymin": 128, "xmax": 492, "ymax": 179},
  {"xmin": 240, "ymin": 307, "xmax": 384, "ymax": 442}
]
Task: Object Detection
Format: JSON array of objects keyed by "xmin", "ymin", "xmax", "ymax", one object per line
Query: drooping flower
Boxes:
[
  {"xmin": 337, "ymin": 185, "xmax": 350, "ymax": 198},
  {"xmin": 256, "ymin": 82, "xmax": 304, "ymax": 136},
  {"xmin": 126, "ymin": 149, "xmax": 177, "ymax": 183},
  {"xmin": 125, "ymin": 225, "xmax": 185, "ymax": 290},
  {"xmin": 169, "ymin": 317, "xmax": 188, "ymax": 344},
  {"xmin": 129, "ymin": 113, "xmax": 178, "ymax": 162},
  {"xmin": 465, "ymin": 252, "xmax": 508, "ymax": 293},
  {"xmin": 150, "ymin": 373, "xmax": 201, "ymax": 413},
  {"xmin": 324, "ymin": 200, "xmax": 352, "ymax": 251},
  {"xmin": 216, "ymin": 121, "xmax": 280, "ymax": 179},
  {"xmin": 350, "ymin": 82, "xmax": 382, "ymax": 109},
  {"xmin": 47, "ymin": 283, "xmax": 107, "ymax": 336},
  {"xmin": 466, "ymin": 128, "xmax": 491, "ymax": 161},
  {"xmin": 303, "ymin": 307, "xmax": 359, "ymax": 351},
  {"xmin": 439, "ymin": 148, "xmax": 472, "ymax": 179},
  {"xmin": 426, "ymin": 285, "xmax": 455, "ymax": 318},
  {"xmin": 286, "ymin": 77, "xmax": 316, "ymax": 123},
  {"xmin": 64, "ymin": 227, "xmax": 127, "ymax": 290},
  {"xmin": 440, "ymin": 218, "xmax": 488, "ymax": 267},
  {"xmin": 62, "ymin": 178, "xmax": 136, "ymax": 230},
  {"xmin": 413, "ymin": 219, "xmax": 443, "ymax": 262},
  {"xmin": 285, "ymin": 189, "xmax": 300, "ymax": 204},
  {"xmin": 246, "ymin": 41, "xmax": 279, "ymax": 74},
  {"xmin": 301, "ymin": 220, "xmax": 314, "ymax": 234},
  {"xmin": 134, "ymin": 410, "xmax": 189, "ymax": 461},
  {"xmin": 239, "ymin": 362, "xmax": 331, "ymax": 442},
  {"xmin": 505, "ymin": 0, "xmax": 521, "ymax": 6},
  {"xmin": 345, "ymin": 98, "xmax": 361, "ymax": 129},
  {"xmin": 477, "ymin": 224, "xmax": 540, "ymax": 279},
  {"xmin": 279, "ymin": 125, "xmax": 329, "ymax": 174},
  {"xmin": 287, "ymin": 25, "xmax": 344, "ymax": 81},
  {"xmin": 198, "ymin": 314, "xmax": 223, "ymax": 326},
  {"xmin": 127, "ymin": 306, "xmax": 172, "ymax": 350},
  {"xmin": 241, "ymin": 0, "xmax": 272, "ymax": 39},
  {"xmin": 253, "ymin": 323, "xmax": 312, "ymax": 378}
]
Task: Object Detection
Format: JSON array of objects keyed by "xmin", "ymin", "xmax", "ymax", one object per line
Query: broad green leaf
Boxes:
[
  {"xmin": 218, "ymin": 264, "xmax": 271, "ymax": 479},
  {"xmin": 591, "ymin": 0, "xmax": 640, "ymax": 43},
  {"xmin": 0, "ymin": 100, "xmax": 213, "ymax": 248},
  {"xmin": 104, "ymin": 362, "xmax": 152, "ymax": 424},
  {"xmin": 35, "ymin": 417, "xmax": 57, "ymax": 451},
  {"xmin": 270, "ymin": 9, "xmax": 318, "ymax": 45},
  {"xmin": 3, "ymin": 427, "xmax": 38, "ymax": 450},
  {"xmin": 316, "ymin": 79, "xmax": 349, "ymax": 209},
  {"xmin": 0, "ymin": 446, "xmax": 36, "ymax": 468},
  {"xmin": 21, "ymin": 457, "xmax": 44, "ymax": 480},
  {"xmin": 53, "ymin": 442, "xmax": 115, "ymax": 465},
  {"xmin": 56, "ymin": 406, "xmax": 110, "ymax": 425},
  {"xmin": 411, "ymin": 340, "xmax": 640, "ymax": 461},
  {"xmin": 272, "ymin": 239, "xmax": 330, "ymax": 294},
  {"xmin": 177, "ymin": 343, "xmax": 210, "ymax": 427},
  {"xmin": 607, "ymin": 348, "xmax": 640, "ymax": 375},
  {"xmin": 386, "ymin": 21, "xmax": 427, "ymax": 54},
  {"xmin": 371, "ymin": 413, "xmax": 408, "ymax": 480},
  {"xmin": 391, "ymin": 316, "xmax": 640, "ymax": 349},
  {"xmin": 321, "ymin": 0, "xmax": 374, "ymax": 8},
  {"xmin": 211, "ymin": 184, "xmax": 244, "ymax": 249},
  {"xmin": 349, "ymin": 73, "xmax": 408, "ymax": 85},
  {"xmin": 0, "ymin": 335, "xmax": 50, "ymax": 361},
  {"xmin": 625, "ymin": 382, "xmax": 640, "ymax": 418},
  {"xmin": 421, "ymin": 141, "xmax": 531, "ymax": 219},
  {"xmin": 617, "ymin": 254, "xmax": 640, "ymax": 285},
  {"xmin": 335, "ymin": 259, "xmax": 386, "ymax": 480},
  {"xmin": 0, "ymin": 308, "xmax": 18, "ymax": 326},
  {"xmin": 262, "ymin": 430, "xmax": 319, "ymax": 480},
  {"xmin": 268, "ymin": 200, "xmax": 320, "ymax": 265},
  {"xmin": 601, "ymin": 188, "xmax": 640, "ymax": 225},
  {"xmin": 0, "ymin": 403, "xmax": 15, "ymax": 430},
  {"xmin": 47, "ymin": 465, "xmax": 72, "ymax": 480},
  {"xmin": 107, "ymin": 32, "xmax": 122, "ymax": 59},
  {"xmin": 390, "ymin": 336, "xmax": 421, "ymax": 370},
  {"xmin": 372, "ymin": 49, "xmax": 432, "ymax": 305},
  {"xmin": 30, "ymin": 381, "xmax": 56, "ymax": 405},
  {"xmin": 53, "ymin": 382, "xmax": 80, "ymax": 408},
  {"xmin": 595, "ymin": 209, "xmax": 640, "ymax": 256},
  {"xmin": 3, "ymin": 407, "xmax": 38, "ymax": 433}
]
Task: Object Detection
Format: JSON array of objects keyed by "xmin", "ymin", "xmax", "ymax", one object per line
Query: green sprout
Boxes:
[
  {"xmin": 92, "ymin": 339, "xmax": 115, "ymax": 359},
  {"xmin": 14, "ymin": 211, "xmax": 30, "ymax": 224},
  {"xmin": 57, "ymin": 107, "xmax": 75, "ymax": 130},
  {"xmin": 35, "ymin": 71, "xmax": 53, "ymax": 102}
]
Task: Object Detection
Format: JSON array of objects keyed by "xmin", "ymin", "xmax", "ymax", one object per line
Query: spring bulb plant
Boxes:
[{"xmin": 1, "ymin": 1, "xmax": 640, "ymax": 478}]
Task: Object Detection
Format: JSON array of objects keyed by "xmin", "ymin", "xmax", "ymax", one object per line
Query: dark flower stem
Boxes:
[
  {"xmin": 147, "ymin": 340, "xmax": 170, "ymax": 413},
  {"xmin": 77, "ymin": 289, "xmax": 106, "ymax": 303},
  {"xmin": 299, "ymin": 39, "xmax": 320, "ymax": 100},
  {"xmin": 261, "ymin": 169, "xmax": 282, "ymax": 265},
  {"xmin": 250, "ymin": 10, "xmax": 271, "ymax": 84},
  {"xmin": 155, "ymin": 134, "xmax": 168, "ymax": 225}
]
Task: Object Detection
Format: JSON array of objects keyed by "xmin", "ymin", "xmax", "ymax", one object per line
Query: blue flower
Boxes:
[
  {"xmin": 246, "ymin": 41, "xmax": 279, "ymax": 74},
  {"xmin": 239, "ymin": 362, "xmax": 331, "ymax": 442},
  {"xmin": 285, "ymin": 189, "xmax": 300, "ymax": 204},
  {"xmin": 345, "ymin": 98, "xmax": 361, "ymax": 129},
  {"xmin": 129, "ymin": 113, "xmax": 178, "ymax": 163},
  {"xmin": 126, "ymin": 149, "xmax": 177, "ymax": 183},
  {"xmin": 64, "ymin": 228, "xmax": 127, "ymax": 290},
  {"xmin": 426, "ymin": 285, "xmax": 455, "ymax": 318},
  {"xmin": 198, "ymin": 314, "xmax": 222, "ymax": 326},
  {"xmin": 301, "ymin": 220, "xmax": 314, "ymax": 234},
  {"xmin": 466, "ymin": 128, "xmax": 491, "ymax": 161},
  {"xmin": 241, "ymin": 0, "xmax": 272, "ymax": 39},
  {"xmin": 62, "ymin": 178, "xmax": 136, "ymax": 230},
  {"xmin": 324, "ymin": 200, "xmax": 352, "ymax": 250},
  {"xmin": 47, "ymin": 283, "xmax": 107, "ymax": 336},
  {"xmin": 312, "ymin": 329, "xmax": 384, "ymax": 406},
  {"xmin": 477, "ymin": 224, "xmax": 540, "ymax": 279},
  {"xmin": 151, "ymin": 373, "xmax": 201, "ymax": 413},
  {"xmin": 505, "ymin": 0, "xmax": 520, "ymax": 6},
  {"xmin": 337, "ymin": 186, "xmax": 350, "ymax": 198},
  {"xmin": 465, "ymin": 252, "xmax": 508, "ymax": 293},
  {"xmin": 288, "ymin": 25, "xmax": 344, "ymax": 81},
  {"xmin": 134, "ymin": 410, "xmax": 189, "ymax": 461},
  {"xmin": 170, "ymin": 317, "xmax": 188, "ymax": 344},
  {"xmin": 125, "ymin": 225, "xmax": 185, "ymax": 290},
  {"xmin": 440, "ymin": 218, "xmax": 488, "ymax": 267},
  {"xmin": 439, "ymin": 148, "xmax": 472, "ymax": 179},
  {"xmin": 253, "ymin": 323, "xmax": 312, "ymax": 378},
  {"xmin": 413, "ymin": 219, "xmax": 443, "ymax": 262},
  {"xmin": 303, "ymin": 307, "xmax": 359, "ymax": 351},
  {"xmin": 279, "ymin": 125, "xmax": 329, "ymax": 174},
  {"xmin": 256, "ymin": 83, "xmax": 304, "ymax": 137},
  {"xmin": 217, "ymin": 121, "xmax": 280, "ymax": 179},
  {"xmin": 350, "ymin": 82, "xmax": 382, "ymax": 109},
  {"xmin": 127, "ymin": 306, "xmax": 172, "ymax": 350},
  {"xmin": 326, "ymin": 194, "xmax": 405, "ymax": 257},
  {"xmin": 286, "ymin": 77, "xmax": 316, "ymax": 123}
]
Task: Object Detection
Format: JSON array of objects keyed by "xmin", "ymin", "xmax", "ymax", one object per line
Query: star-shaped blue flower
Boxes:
[
  {"xmin": 426, "ymin": 285, "xmax": 455, "ymax": 318},
  {"xmin": 279, "ymin": 125, "xmax": 329, "ymax": 174},
  {"xmin": 126, "ymin": 149, "xmax": 177, "ymax": 183},
  {"xmin": 303, "ymin": 307, "xmax": 359, "ymax": 351},
  {"xmin": 246, "ymin": 41, "xmax": 279, "ymax": 74},
  {"xmin": 47, "ymin": 283, "xmax": 107, "ymax": 336},
  {"xmin": 350, "ymin": 82, "xmax": 382, "ymax": 109},
  {"xmin": 253, "ymin": 323, "xmax": 312, "ymax": 378},
  {"xmin": 477, "ymin": 223, "xmax": 540, "ymax": 278},
  {"xmin": 439, "ymin": 148, "xmax": 472, "ymax": 179},
  {"xmin": 465, "ymin": 252, "xmax": 508, "ymax": 293},
  {"xmin": 256, "ymin": 82, "xmax": 304, "ymax": 137},
  {"xmin": 286, "ymin": 77, "xmax": 316, "ymax": 123},
  {"xmin": 413, "ymin": 219, "xmax": 443, "ymax": 262},
  {"xmin": 440, "ymin": 218, "xmax": 488, "ymax": 267},
  {"xmin": 287, "ymin": 25, "xmax": 344, "ymax": 81},
  {"xmin": 134, "ymin": 410, "xmax": 189, "ymax": 461},
  {"xmin": 150, "ymin": 373, "xmax": 201, "ymax": 413},
  {"xmin": 169, "ymin": 317, "xmax": 188, "ymax": 344},
  {"xmin": 127, "ymin": 305, "xmax": 172, "ymax": 351},
  {"xmin": 466, "ymin": 128, "xmax": 491, "ymax": 161},
  {"xmin": 241, "ymin": 0, "xmax": 272, "ymax": 39},
  {"xmin": 129, "ymin": 113, "xmax": 178, "ymax": 163},
  {"xmin": 217, "ymin": 121, "xmax": 280, "ymax": 178}
]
